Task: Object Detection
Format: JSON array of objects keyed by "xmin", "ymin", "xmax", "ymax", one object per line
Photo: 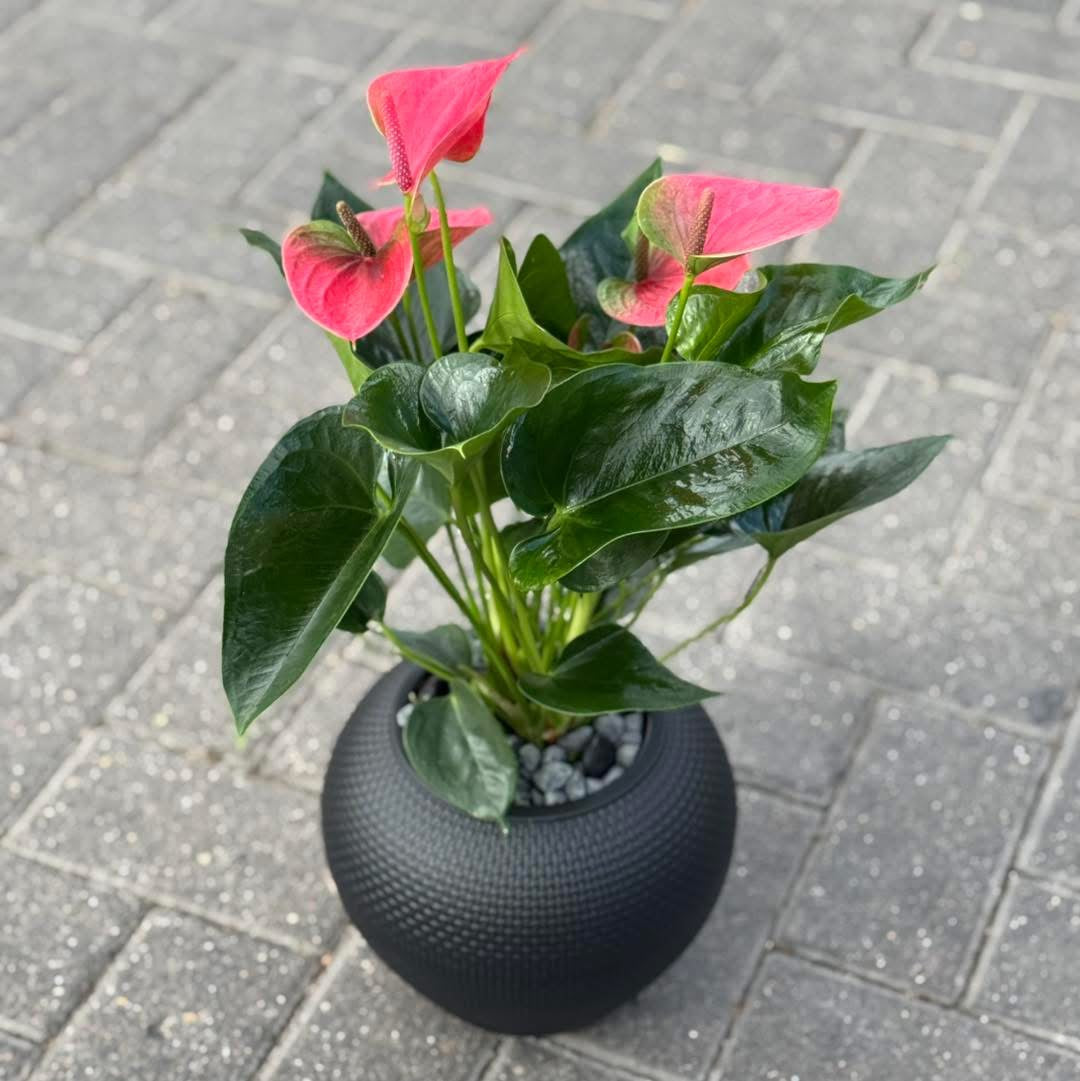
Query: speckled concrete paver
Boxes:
[{"xmin": 2, "ymin": 1, "xmax": 1080, "ymax": 1078}]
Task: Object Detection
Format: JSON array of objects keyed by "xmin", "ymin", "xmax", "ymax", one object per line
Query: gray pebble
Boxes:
[
  {"xmin": 565, "ymin": 768, "xmax": 587, "ymax": 801},
  {"xmin": 396, "ymin": 703, "xmax": 413, "ymax": 728},
  {"xmin": 585, "ymin": 778, "xmax": 605, "ymax": 794},
  {"xmin": 542, "ymin": 744, "xmax": 567, "ymax": 764},
  {"xmin": 602, "ymin": 765, "xmax": 625, "ymax": 785},
  {"xmin": 581, "ymin": 733, "xmax": 616, "ymax": 777},
  {"xmin": 535, "ymin": 761, "xmax": 574, "ymax": 793},
  {"xmin": 544, "ymin": 790, "xmax": 568, "ymax": 806},
  {"xmin": 595, "ymin": 713, "xmax": 625, "ymax": 742},
  {"xmin": 558, "ymin": 725, "xmax": 594, "ymax": 756},
  {"xmin": 616, "ymin": 743, "xmax": 639, "ymax": 769},
  {"xmin": 531, "ymin": 789, "xmax": 546, "ymax": 806},
  {"xmin": 623, "ymin": 713, "xmax": 644, "ymax": 743},
  {"xmin": 518, "ymin": 743, "xmax": 541, "ymax": 773},
  {"xmin": 507, "ymin": 733, "xmax": 522, "ymax": 749}
]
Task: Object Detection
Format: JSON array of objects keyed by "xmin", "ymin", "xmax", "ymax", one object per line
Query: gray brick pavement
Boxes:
[{"xmin": 4, "ymin": 0, "xmax": 1080, "ymax": 1077}]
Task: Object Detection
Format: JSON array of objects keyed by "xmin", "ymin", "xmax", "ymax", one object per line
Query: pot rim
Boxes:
[{"xmin": 384, "ymin": 663, "xmax": 665, "ymax": 823}]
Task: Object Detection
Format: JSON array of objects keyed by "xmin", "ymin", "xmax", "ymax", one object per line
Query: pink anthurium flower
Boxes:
[
  {"xmin": 598, "ymin": 240, "xmax": 752, "ymax": 327},
  {"xmin": 367, "ymin": 49, "xmax": 524, "ymax": 193},
  {"xmin": 637, "ymin": 173, "xmax": 840, "ymax": 274},
  {"xmin": 283, "ymin": 202, "xmax": 491, "ymax": 340}
]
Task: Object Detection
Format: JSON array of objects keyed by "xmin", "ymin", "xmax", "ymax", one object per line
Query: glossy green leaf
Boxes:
[
  {"xmin": 518, "ymin": 234, "xmax": 577, "ymax": 339},
  {"xmin": 381, "ymin": 463, "xmax": 452, "ymax": 569},
  {"xmin": 502, "ymin": 363, "xmax": 835, "ymax": 588},
  {"xmin": 382, "ymin": 623, "xmax": 473, "ymax": 679},
  {"xmin": 715, "ymin": 263, "xmax": 932, "ymax": 373},
  {"xmin": 559, "ymin": 532, "xmax": 669, "ymax": 593},
  {"xmin": 324, "ymin": 331, "xmax": 372, "ymax": 391},
  {"xmin": 337, "ymin": 571, "xmax": 387, "ymax": 633},
  {"xmin": 310, "ymin": 170, "xmax": 374, "ymax": 222},
  {"xmin": 667, "ymin": 283, "xmax": 763, "ymax": 361},
  {"xmin": 344, "ymin": 352, "xmax": 551, "ymax": 473},
  {"xmin": 731, "ymin": 435, "xmax": 950, "ymax": 558},
  {"xmin": 560, "ymin": 159, "xmax": 662, "ymax": 321},
  {"xmin": 403, "ymin": 681, "xmax": 517, "ymax": 825},
  {"xmin": 223, "ymin": 407, "xmax": 418, "ymax": 732},
  {"xmin": 519, "ymin": 623, "xmax": 713, "ymax": 715},
  {"xmin": 239, "ymin": 228, "xmax": 283, "ymax": 274}
]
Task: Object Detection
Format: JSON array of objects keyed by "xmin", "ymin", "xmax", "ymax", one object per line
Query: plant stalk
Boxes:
[
  {"xmin": 404, "ymin": 193, "xmax": 442, "ymax": 357},
  {"xmin": 660, "ymin": 270, "xmax": 695, "ymax": 363},
  {"xmin": 429, "ymin": 170, "xmax": 469, "ymax": 353}
]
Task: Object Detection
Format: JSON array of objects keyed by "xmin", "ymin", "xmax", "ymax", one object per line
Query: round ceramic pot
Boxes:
[{"xmin": 321, "ymin": 662, "xmax": 737, "ymax": 1035}]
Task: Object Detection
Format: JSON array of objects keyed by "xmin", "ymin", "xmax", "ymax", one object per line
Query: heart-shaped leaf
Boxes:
[
  {"xmin": 519, "ymin": 623, "xmax": 714, "ymax": 715},
  {"xmin": 715, "ymin": 263, "xmax": 932, "ymax": 373},
  {"xmin": 337, "ymin": 571, "xmax": 387, "ymax": 633},
  {"xmin": 667, "ymin": 282, "xmax": 763, "ymax": 361},
  {"xmin": 240, "ymin": 228, "xmax": 283, "ymax": 274},
  {"xmin": 517, "ymin": 234, "xmax": 578, "ymax": 339},
  {"xmin": 501, "ymin": 362, "xmax": 835, "ymax": 588},
  {"xmin": 560, "ymin": 159, "xmax": 661, "ymax": 323},
  {"xmin": 403, "ymin": 681, "xmax": 517, "ymax": 826},
  {"xmin": 382, "ymin": 623, "xmax": 474, "ymax": 679},
  {"xmin": 559, "ymin": 532, "xmax": 669, "ymax": 593},
  {"xmin": 310, "ymin": 170, "xmax": 374, "ymax": 222},
  {"xmin": 223, "ymin": 407, "xmax": 418, "ymax": 732}
]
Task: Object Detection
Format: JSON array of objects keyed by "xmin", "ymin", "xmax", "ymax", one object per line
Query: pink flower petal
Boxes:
[
  {"xmin": 357, "ymin": 205, "xmax": 492, "ymax": 267},
  {"xmin": 283, "ymin": 220, "xmax": 413, "ymax": 341},
  {"xmin": 367, "ymin": 50, "xmax": 523, "ymax": 193},
  {"xmin": 638, "ymin": 174, "xmax": 840, "ymax": 267}
]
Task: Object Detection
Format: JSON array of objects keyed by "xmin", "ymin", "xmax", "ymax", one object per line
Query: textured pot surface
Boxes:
[{"xmin": 321, "ymin": 662, "xmax": 737, "ymax": 1035}]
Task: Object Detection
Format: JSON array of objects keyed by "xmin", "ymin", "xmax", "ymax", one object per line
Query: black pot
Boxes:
[{"xmin": 321, "ymin": 662, "xmax": 737, "ymax": 1035}]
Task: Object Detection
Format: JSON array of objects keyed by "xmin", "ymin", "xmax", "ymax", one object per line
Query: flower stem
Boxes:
[
  {"xmin": 660, "ymin": 270, "xmax": 695, "ymax": 364},
  {"xmin": 388, "ymin": 312, "xmax": 413, "ymax": 361},
  {"xmin": 429, "ymin": 170, "xmax": 469, "ymax": 354},
  {"xmin": 399, "ymin": 291, "xmax": 424, "ymax": 358},
  {"xmin": 660, "ymin": 556, "xmax": 776, "ymax": 661},
  {"xmin": 404, "ymin": 194, "xmax": 442, "ymax": 358}
]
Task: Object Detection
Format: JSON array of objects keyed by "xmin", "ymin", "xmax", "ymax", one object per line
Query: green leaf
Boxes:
[
  {"xmin": 560, "ymin": 159, "xmax": 662, "ymax": 322},
  {"xmin": 381, "ymin": 463, "xmax": 452, "ymax": 569},
  {"xmin": 344, "ymin": 353, "xmax": 551, "ymax": 473},
  {"xmin": 403, "ymin": 681, "xmax": 517, "ymax": 825},
  {"xmin": 715, "ymin": 263, "xmax": 932, "ymax": 373},
  {"xmin": 519, "ymin": 623, "xmax": 714, "ymax": 715},
  {"xmin": 732, "ymin": 435, "xmax": 950, "ymax": 558},
  {"xmin": 517, "ymin": 234, "xmax": 577, "ymax": 339},
  {"xmin": 559, "ymin": 532, "xmax": 669, "ymax": 593},
  {"xmin": 337, "ymin": 571, "xmax": 387, "ymax": 633},
  {"xmin": 382, "ymin": 623, "xmax": 473, "ymax": 679},
  {"xmin": 501, "ymin": 362, "xmax": 835, "ymax": 588},
  {"xmin": 239, "ymin": 228, "xmax": 283, "ymax": 274},
  {"xmin": 323, "ymin": 331, "xmax": 372, "ymax": 391},
  {"xmin": 222, "ymin": 407, "xmax": 418, "ymax": 733},
  {"xmin": 667, "ymin": 283, "xmax": 762, "ymax": 361},
  {"xmin": 311, "ymin": 170, "xmax": 374, "ymax": 222}
]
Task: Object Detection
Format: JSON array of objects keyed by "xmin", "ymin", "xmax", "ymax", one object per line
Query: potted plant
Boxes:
[{"xmin": 225, "ymin": 49, "xmax": 946, "ymax": 1035}]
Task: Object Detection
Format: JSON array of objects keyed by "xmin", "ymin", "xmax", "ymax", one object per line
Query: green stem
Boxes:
[
  {"xmin": 388, "ymin": 312, "xmax": 413, "ymax": 361},
  {"xmin": 565, "ymin": 590, "xmax": 598, "ymax": 645},
  {"xmin": 430, "ymin": 171, "xmax": 469, "ymax": 354},
  {"xmin": 400, "ymin": 291, "xmax": 424, "ymax": 358},
  {"xmin": 660, "ymin": 557, "xmax": 776, "ymax": 661},
  {"xmin": 404, "ymin": 194, "xmax": 442, "ymax": 357},
  {"xmin": 445, "ymin": 524, "xmax": 482, "ymax": 621},
  {"xmin": 659, "ymin": 270, "xmax": 695, "ymax": 364}
]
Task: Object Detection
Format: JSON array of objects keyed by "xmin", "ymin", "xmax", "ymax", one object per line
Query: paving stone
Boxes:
[
  {"xmin": 0, "ymin": 444, "xmax": 229, "ymax": 609},
  {"xmin": 367, "ymin": 0, "xmax": 554, "ymax": 46},
  {"xmin": 791, "ymin": 0, "xmax": 932, "ymax": 57},
  {"xmin": 136, "ymin": 60, "xmax": 340, "ymax": 203},
  {"xmin": 30, "ymin": 910, "xmax": 312, "ymax": 1081},
  {"xmin": 61, "ymin": 180, "xmax": 291, "ymax": 294},
  {"xmin": 9, "ymin": 733, "xmax": 344, "ymax": 950},
  {"xmin": 0, "ymin": 22, "xmax": 228, "ymax": 234},
  {"xmin": 726, "ymin": 549, "xmax": 1080, "ymax": 732},
  {"xmin": 258, "ymin": 655, "xmax": 385, "ymax": 791},
  {"xmin": 47, "ymin": 0, "xmax": 177, "ymax": 18},
  {"xmin": 721, "ymin": 953, "xmax": 1080, "ymax": 1080},
  {"xmin": 946, "ymin": 493, "xmax": 1080, "ymax": 622},
  {"xmin": 264, "ymin": 934, "xmax": 494, "ymax": 1081},
  {"xmin": 382, "ymin": 552, "xmax": 477, "ymax": 632},
  {"xmin": 145, "ymin": 312, "xmax": 352, "ymax": 499},
  {"xmin": 568, "ymin": 790, "xmax": 817, "ymax": 1079},
  {"xmin": 766, "ymin": 44, "xmax": 1018, "ymax": 138},
  {"xmin": 0, "ymin": 576, "xmax": 167, "ymax": 831},
  {"xmin": 500, "ymin": 4, "xmax": 661, "ymax": 131},
  {"xmin": 0, "ymin": 242, "xmax": 143, "ymax": 350},
  {"xmin": 782, "ymin": 697, "xmax": 1046, "ymax": 998},
  {"xmin": 930, "ymin": 8, "xmax": 1080, "ymax": 88},
  {"xmin": 801, "ymin": 135, "xmax": 986, "ymax": 270},
  {"xmin": 1019, "ymin": 720, "xmax": 1080, "ymax": 884},
  {"xmin": 0, "ymin": 334, "xmax": 67, "ymax": 418},
  {"xmin": 606, "ymin": 98, "xmax": 853, "ymax": 187},
  {"xmin": 0, "ymin": 851, "xmax": 143, "ymax": 1038},
  {"xmin": 982, "ymin": 97, "xmax": 1080, "ymax": 248},
  {"xmin": 0, "ymin": 564, "xmax": 26, "ymax": 614},
  {"xmin": 821, "ymin": 371, "xmax": 1008, "ymax": 576},
  {"xmin": 972, "ymin": 876, "xmax": 1080, "ymax": 1042},
  {"xmin": 492, "ymin": 1042, "xmax": 634, "ymax": 1081},
  {"xmin": 988, "ymin": 334, "xmax": 1080, "ymax": 508},
  {"xmin": 840, "ymin": 284, "xmax": 1049, "ymax": 387},
  {"xmin": 162, "ymin": 0, "xmax": 397, "ymax": 70},
  {"xmin": 0, "ymin": 1034, "xmax": 37, "ymax": 1081},
  {"xmin": 13, "ymin": 283, "xmax": 271, "ymax": 462}
]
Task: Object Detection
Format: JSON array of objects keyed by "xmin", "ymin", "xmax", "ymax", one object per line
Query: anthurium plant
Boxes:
[{"xmin": 225, "ymin": 50, "xmax": 947, "ymax": 824}]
